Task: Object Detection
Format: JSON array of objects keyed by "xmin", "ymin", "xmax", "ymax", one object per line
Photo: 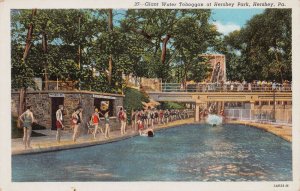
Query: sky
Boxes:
[{"xmin": 211, "ymin": 9, "xmax": 265, "ymax": 35}]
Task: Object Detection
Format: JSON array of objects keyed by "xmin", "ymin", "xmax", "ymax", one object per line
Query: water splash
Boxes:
[{"xmin": 206, "ymin": 114, "xmax": 223, "ymax": 126}]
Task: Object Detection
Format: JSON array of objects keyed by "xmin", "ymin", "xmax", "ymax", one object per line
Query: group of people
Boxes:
[
  {"xmin": 130, "ymin": 108, "xmax": 191, "ymax": 135},
  {"xmin": 182, "ymin": 80, "xmax": 292, "ymax": 92},
  {"xmin": 90, "ymin": 107, "xmax": 111, "ymax": 139},
  {"xmin": 18, "ymin": 104, "xmax": 192, "ymax": 149}
]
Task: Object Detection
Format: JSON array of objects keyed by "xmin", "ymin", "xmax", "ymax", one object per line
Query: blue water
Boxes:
[{"xmin": 12, "ymin": 124, "xmax": 292, "ymax": 181}]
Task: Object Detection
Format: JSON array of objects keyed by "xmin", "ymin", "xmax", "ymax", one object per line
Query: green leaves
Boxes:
[
  {"xmin": 11, "ymin": 9, "xmax": 222, "ymax": 92},
  {"xmin": 222, "ymin": 9, "xmax": 291, "ymax": 82}
]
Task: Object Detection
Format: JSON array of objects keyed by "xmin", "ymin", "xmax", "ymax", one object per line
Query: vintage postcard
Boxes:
[{"xmin": 0, "ymin": 0, "xmax": 300, "ymax": 190}]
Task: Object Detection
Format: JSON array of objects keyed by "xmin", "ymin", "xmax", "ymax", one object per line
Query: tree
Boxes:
[
  {"xmin": 121, "ymin": 9, "xmax": 219, "ymax": 82},
  {"xmin": 222, "ymin": 9, "xmax": 292, "ymax": 82}
]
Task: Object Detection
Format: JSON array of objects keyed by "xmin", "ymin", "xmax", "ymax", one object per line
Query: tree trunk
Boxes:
[
  {"xmin": 22, "ymin": 9, "xmax": 37, "ymax": 62},
  {"xmin": 183, "ymin": 64, "xmax": 188, "ymax": 89},
  {"xmin": 108, "ymin": 55, "xmax": 113, "ymax": 85},
  {"xmin": 108, "ymin": 9, "xmax": 113, "ymax": 85},
  {"xmin": 274, "ymin": 51, "xmax": 284, "ymax": 84},
  {"xmin": 18, "ymin": 9, "xmax": 36, "ymax": 128},
  {"xmin": 78, "ymin": 15, "xmax": 82, "ymax": 90},
  {"xmin": 161, "ymin": 34, "xmax": 171, "ymax": 64},
  {"xmin": 42, "ymin": 30, "xmax": 49, "ymax": 90}
]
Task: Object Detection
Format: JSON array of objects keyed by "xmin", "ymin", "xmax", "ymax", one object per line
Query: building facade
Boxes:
[{"xmin": 12, "ymin": 90, "xmax": 124, "ymax": 131}]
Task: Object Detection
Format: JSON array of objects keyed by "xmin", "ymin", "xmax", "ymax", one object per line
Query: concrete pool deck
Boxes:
[
  {"xmin": 227, "ymin": 120, "xmax": 292, "ymax": 142},
  {"xmin": 11, "ymin": 118, "xmax": 292, "ymax": 155}
]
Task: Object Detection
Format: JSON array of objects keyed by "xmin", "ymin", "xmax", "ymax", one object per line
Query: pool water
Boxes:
[{"xmin": 12, "ymin": 124, "xmax": 292, "ymax": 181}]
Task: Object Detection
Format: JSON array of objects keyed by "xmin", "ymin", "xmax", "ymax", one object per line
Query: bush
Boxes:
[
  {"xmin": 123, "ymin": 87, "xmax": 149, "ymax": 123},
  {"xmin": 158, "ymin": 102, "xmax": 185, "ymax": 110}
]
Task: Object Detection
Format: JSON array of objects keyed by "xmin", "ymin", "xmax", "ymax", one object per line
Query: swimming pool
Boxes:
[{"xmin": 12, "ymin": 124, "xmax": 292, "ymax": 181}]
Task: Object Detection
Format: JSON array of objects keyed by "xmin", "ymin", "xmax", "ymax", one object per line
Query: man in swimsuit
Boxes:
[
  {"xmin": 118, "ymin": 107, "xmax": 126, "ymax": 135},
  {"xmin": 56, "ymin": 105, "xmax": 65, "ymax": 143},
  {"xmin": 19, "ymin": 105, "xmax": 35, "ymax": 149}
]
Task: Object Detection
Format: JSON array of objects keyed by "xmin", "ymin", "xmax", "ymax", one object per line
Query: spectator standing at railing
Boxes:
[
  {"xmin": 225, "ymin": 81, "xmax": 229, "ymax": 91},
  {"xmin": 258, "ymin": 80, "xmax": 262, "ymax": 91},
  {"xmin": 261, "ymin": 80, "xmax": 265, "ymax": 91},
  {"xmin": 230, "ymin": 82, "xmax": 234, "ymax": 91},
  {"xmin": 272, "ymin": 80, "xmax": 277, "ymax": 91},
  {"xmin": 282, "ymin": 81, "xmax": 287, "ymax": 91},
  {"xmin": 267, "ymin": 81, "xmax": 272, "ymax": 91},
  {"xmin": 248, "ymin": 82, "xmax": 252, "ymax": 91},
  {"xmin": 242, "ymin": 80, "xmax": 247, "ymax": 90}
]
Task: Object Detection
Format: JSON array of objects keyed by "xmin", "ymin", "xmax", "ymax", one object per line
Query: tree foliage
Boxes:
[
  {"xmin": 222, "ymin": 9, "xmax": 291, "ymax": 82},
  {"xmin": 12, "ymin": 9, "xmax": 253, "ymax": 93}
]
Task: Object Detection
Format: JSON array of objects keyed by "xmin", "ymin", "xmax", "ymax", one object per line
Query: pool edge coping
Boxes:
[{"xmin": 225, "ymin": 120, "xmax": 292, "ymax": 143}]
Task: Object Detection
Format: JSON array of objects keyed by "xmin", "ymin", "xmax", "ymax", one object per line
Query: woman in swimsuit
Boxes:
[{"xmin": 104, "ymin": 111, "xmax": 110, "ymax": 138}]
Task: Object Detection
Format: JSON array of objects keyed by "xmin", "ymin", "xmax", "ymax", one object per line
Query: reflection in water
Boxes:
[{"xmin": 12, "ymin": 124, "xmax": 292, "ymax": 181}]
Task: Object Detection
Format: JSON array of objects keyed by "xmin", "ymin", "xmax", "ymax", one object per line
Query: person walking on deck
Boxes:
[
  {"xmin": 72, "ymin": 106, "xmax": 83, "ymax": 142},
  {"xmin": 92, "ymin": 108, "xmax": 102, "ymax": 139},
  {"xmin": 19, "ymin": 105, "xmax": 35, "ymax": 149},
  {"xmin": 104, "ymin": 111, "xmax": 110, "ymax": 138},
  {"xmin": 55, "ymin": 105, "xmax": 65, "ymax": 143},
  {"xmin": 118, "ymin": 107, "xmax": 127, "ymax": 135},
  {"xmin": 131, "ymin": 110, "xmax": 137, "ymax": 131}
]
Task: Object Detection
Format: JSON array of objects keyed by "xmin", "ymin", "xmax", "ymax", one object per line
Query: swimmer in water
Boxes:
[{"xmin": 140, "ymin": 128, "xmax": 154, "ymax": 137}]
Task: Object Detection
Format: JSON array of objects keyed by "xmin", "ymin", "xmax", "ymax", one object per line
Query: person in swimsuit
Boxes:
[
  {"xmin": 104, "ymin": 111, "xmax": 110, "ymax": 139},
  {"xmin": 131, "ymin": 110, "xmax": 136, "ymax": 131},
  {"xmin": 137, "ymin": 118, "xmax": 144, "ymax": 135},
  {"xmin": 118, "ymin": 107, "xmax": 126, "ymax": 135},
  {"xmin": 56, "ymin": 105, "xmax": 65, "ymax": 143},
  {"xmin": 140, "ymin": 128, "xmax": 154, "ymax": 137},
  {"xmin": 19, "ymin": 105, "xmax": 35, "ymax": 149},
  {"xmin": 92, "ymin": 108, "xmax": 102, "ymax": 139},
  {"xmin": 72, "ymin": 106, "xmax": 83, "ymax": 142}
]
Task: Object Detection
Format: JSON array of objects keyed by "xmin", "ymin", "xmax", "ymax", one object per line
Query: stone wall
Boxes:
[
  {"xmin": 26, "ymin": 93, "xmax": 52, "ymax": 127},
  {"xmin": 11, "ymin": 93, "xmax": 19, "ymax": 117}
]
